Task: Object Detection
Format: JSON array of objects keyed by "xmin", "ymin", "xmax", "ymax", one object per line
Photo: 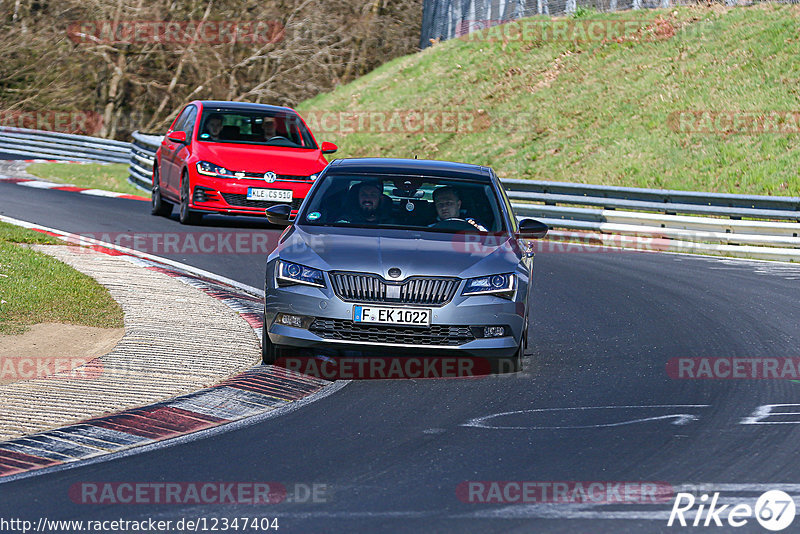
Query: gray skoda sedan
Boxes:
[{"xmin": 262, "ymin": 158, "xmax": 548, "ymax": 372}]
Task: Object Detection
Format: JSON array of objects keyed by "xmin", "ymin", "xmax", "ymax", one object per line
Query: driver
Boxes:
[
  {"xmin": 262, "ymin": 117, "xmax": 278, "ymax": 140},
  {"xmin": 431, "ymin": 186, "xmax": 487, "ymax": 231},
  {"xmin": 205, "ymin": 113, "xmax": 224, "ymax": 138},
  {"xmin": 338, "ymin": 181, "xmax": 392, "ymax": 224}
]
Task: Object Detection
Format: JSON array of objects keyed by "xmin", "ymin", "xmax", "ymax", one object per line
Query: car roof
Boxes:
[
  {"xmin": 327, "ymin": 158, "xmax": 492, "ymax": 182},
  {"xmin": 195, "ymin": 100, "xmax": 297, "ymax": 114}
]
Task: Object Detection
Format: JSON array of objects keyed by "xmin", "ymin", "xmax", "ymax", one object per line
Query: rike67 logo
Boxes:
[{"xmin": 668, "ymin": 490, "xmax": 795, "ymax": 531}]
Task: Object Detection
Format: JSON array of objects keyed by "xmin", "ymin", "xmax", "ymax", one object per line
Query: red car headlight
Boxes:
[{"xmin": 196, "ymin": 161, "xmax": 230, "ymax": 177}]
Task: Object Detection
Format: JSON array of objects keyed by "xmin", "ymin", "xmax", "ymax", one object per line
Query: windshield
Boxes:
[
  {"xmin": 197, "ymin": 108, "xmax": 317, "ymax": 149},
  {"xmin": 299, "ymin": 174, "xmax": 506, "ymax": 233}
]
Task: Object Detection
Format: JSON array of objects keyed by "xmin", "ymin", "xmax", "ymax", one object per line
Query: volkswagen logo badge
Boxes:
[
  {"xmin": 388, "ymin": 267, "xmax": 402, "ymax": 278},
  {"xmin": 264, "ymin": 171, "xmax": 277, "ymax": 183}
]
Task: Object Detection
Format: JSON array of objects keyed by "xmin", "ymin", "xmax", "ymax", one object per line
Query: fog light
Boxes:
[
  {"xmin": 193, "ymin": 186, "xmax": 217, "ymax": 203},
  {"xmin": 484, "ymin": 326, "xmax": 505, "ymax": 338},
  {"xmin": 278, "ymin": 314, "xmax": 303, "ymax": 328}
]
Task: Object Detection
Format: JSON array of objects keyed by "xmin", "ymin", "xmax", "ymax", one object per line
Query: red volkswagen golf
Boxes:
[{"xmin": 151, "ymin": 100, "xmax": 337, "ymax": 224}]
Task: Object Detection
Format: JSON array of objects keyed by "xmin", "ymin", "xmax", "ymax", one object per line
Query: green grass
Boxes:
[
  {"xmin": 26, "ymin": 162, "xmax": 143, "ymax": 196},
  {"xmin": 0, "ymin": 222, "xmax": 124, "ymax": 334},
  {"xmin": 298, "ymin": 4, "xmax": 800, "ymax": 195}
]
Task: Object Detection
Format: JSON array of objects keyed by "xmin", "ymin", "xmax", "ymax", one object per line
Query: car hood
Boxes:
[
  {"xmin": 276, "ymin": 226, "xmax": 522, "ymax": 279},
  {"xmin": 194, "ymin": 143, "xmax": 325, "ymax": 175}
]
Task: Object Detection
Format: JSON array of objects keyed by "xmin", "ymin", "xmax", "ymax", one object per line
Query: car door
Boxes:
[{"xmin": 160, "ymin": 106, "xmax": 192, "ymax": 197}]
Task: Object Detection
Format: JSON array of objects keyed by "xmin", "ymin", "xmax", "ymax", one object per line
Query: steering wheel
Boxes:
[
  {"xmin": 430, "ymin": 218, "xmax": 476, "ymax": 231},
  {"xmin": 267, "ymin": 135, "xmax": 289, "ymax": 141}
]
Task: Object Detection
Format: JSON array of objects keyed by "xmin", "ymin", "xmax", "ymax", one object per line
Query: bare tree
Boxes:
[{"xmin": 0, "ymin": 0, "xmax": 422, "ymax": 139}]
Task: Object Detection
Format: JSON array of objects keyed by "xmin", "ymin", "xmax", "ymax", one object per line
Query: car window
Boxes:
[
  {"xmin": 497, "ymin": 179, "xmax": 517, "ymax": 232},
  {"xmin": 197, "ymin": 108, "xmax": 317, "ymax": 149},
  {"xmin": 171, "ymin": 107, "xmax": 192, "ymax": 133},
  {"xmin": 299, "ymin": 174, "xmax": 506, "ymax": 233},
  {"xmin": 181, "ymin": 106, "xmax": 198, "ymax": 137}
]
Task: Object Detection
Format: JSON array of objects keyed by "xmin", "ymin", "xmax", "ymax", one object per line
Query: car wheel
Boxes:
[
  {"xmin": 150, "ymin": 166, "xmax": 172, "ymax": 217},
  {"xmin": 510, "ymin": 324, "xmax": 526, "ymax": 372},
  {"xmin": 261, "ymin": 322, "xmax": 278, "ymax": 365},
  {"xmin": 179, "ymin": 171, "xmax": 200, "ymax": 225}
]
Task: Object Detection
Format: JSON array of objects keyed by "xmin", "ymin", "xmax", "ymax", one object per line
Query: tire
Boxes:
[
  {"xmin": 510, "ymin": 325, "xmax": 526, "ymax": 372},
  {"xmin": 496, "ymin": 320, "xmax": 526, "ymax": 374},
  {"xmin": 514, "ymin": 315, "xmax": 529, "ymax": 372},
  {"xmin": 150, "ymin": 166, "xmax": 172, "ymax": 217},
  {"xmin": 179, "ymin": 171, "xmax": 200, "ymax": 225},
  {"xmin": 261, "ymin": 321, "xmax": 278, "ymax": 365}
]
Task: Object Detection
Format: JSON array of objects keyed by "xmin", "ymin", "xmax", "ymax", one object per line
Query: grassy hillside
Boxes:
[{"xmin": 298, "ymin": 5, "xmax": 800, "ymax": 195}]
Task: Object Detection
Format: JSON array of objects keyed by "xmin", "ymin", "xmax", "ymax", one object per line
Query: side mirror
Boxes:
[
  {"xmin": 167, "ymin": 131, "xmax": 188, "ymax": 144},
  {"xmin": 321, "ymin": 141, "xmax": 338, "ymax": 154},
  {"xmin": 517, "ymin": 219, "xmax": 548, "ymax": 239},
  {"xmin": 265, "ymin": 204, "xmax": 293, "ymax": 226}
]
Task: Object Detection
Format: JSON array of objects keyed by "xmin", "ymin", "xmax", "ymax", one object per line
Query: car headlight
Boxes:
[
  {"xmin": 196, "ymin": 161, "xmax": 231, "ymax": 177},
  {"xmin": 276, "ymin": 260, "xmax": 326, "ymax": 288},
  {"xmin": 462, "ymin": 273, "xmax": 515, "ymax": 297}
]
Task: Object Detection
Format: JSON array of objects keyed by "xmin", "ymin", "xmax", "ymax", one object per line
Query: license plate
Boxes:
[
  {"xmin": 353, "ymin": 305, "xmax": 431, "ymax": 326},
  {"xmin": 247, "ymin": 188, "xmax": 292, "ymax": 201}
]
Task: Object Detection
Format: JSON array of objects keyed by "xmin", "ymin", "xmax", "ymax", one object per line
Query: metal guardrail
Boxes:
[
  {"xmin": 128, "ymin": 131, "xmax": 163, "ymax": 192},
  {"xmin": 0, "ymin": 126, "xmax": 130, "ymax": 164},
  {"xmin": 504, "ymin": 179, "xmax": 800, "ymax": 221},
  {"xmin": 505, "ymin": 180, "xmax": 800, "ymax": 262},
  {"xmin": 503, "ymin": 179, "xmax": 800, "ymax": 212}
]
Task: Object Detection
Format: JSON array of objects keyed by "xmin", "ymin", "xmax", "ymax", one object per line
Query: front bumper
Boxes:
[
  {"xmin": 265, "ymin": 271, "xmax": 527, "ymax": 359},
  {"xmin": 188, "ymin": 173, "xmax": 312, "ymax": 216}
]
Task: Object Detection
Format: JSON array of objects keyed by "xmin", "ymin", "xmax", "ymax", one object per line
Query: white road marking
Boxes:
[
  {"xmin": 740, "ymin": 404, "xmax": 800, "ymax": 425},
  {"xmin": 462, "ymin": 405, "xmax": 710, "ymax": 430},
  {"xmin": 17, "ymin": 180, "xmax": 65, "ymax": 189},
  {"xmin": 78, "ymin": 188, "xmax": 126, "ymax": 197}
]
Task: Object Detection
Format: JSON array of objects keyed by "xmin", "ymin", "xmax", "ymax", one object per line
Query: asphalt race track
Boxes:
[{"xmin": 2, "ymin": 180, "xmax": 800, "ymax": 533}]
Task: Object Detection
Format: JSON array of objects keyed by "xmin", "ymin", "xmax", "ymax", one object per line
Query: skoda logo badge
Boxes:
[
  {"xmin": 388, "ymin": 268, "xmax": 401, "ymax": 278},
  {"xmin": 264, "ymin": 171, "xmax": 277, "ymax": 183}
]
